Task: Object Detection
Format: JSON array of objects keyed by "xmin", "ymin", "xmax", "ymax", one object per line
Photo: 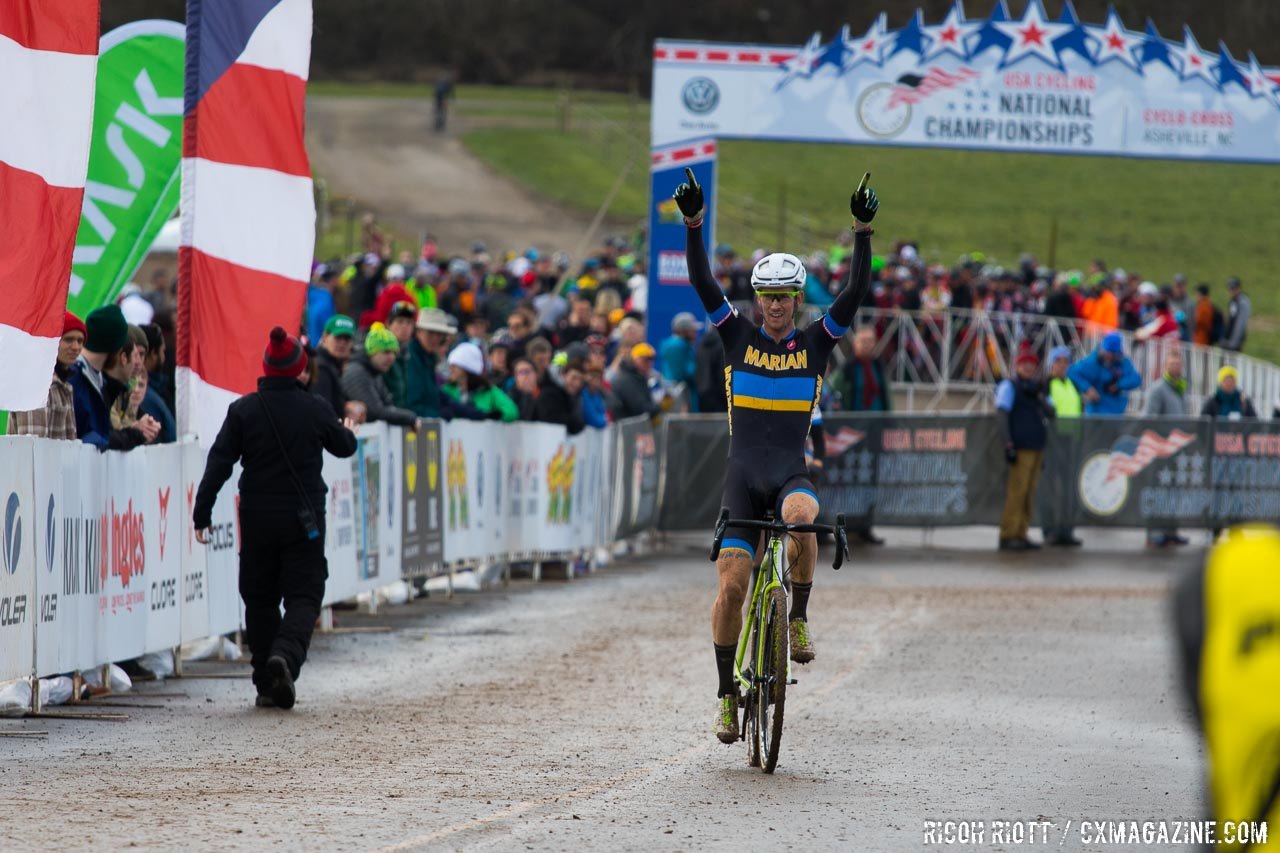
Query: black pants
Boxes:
[{"xmin": 238, "ymin": 506, "xmax": 327, "ymax": 692}]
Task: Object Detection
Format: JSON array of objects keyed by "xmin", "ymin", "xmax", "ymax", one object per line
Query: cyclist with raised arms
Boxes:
[{"xmin": 673, "ymin": 168, "xmax": 879, "ymax": 743}]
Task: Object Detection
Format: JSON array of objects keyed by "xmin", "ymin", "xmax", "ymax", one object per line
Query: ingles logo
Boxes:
[
  {"xmin": 3, "ymin": 493, "xmax": 21, "ymax": 575},
  {"xmin": 107, "ymin": 498, "xmax": 146, "ymax": 588}
]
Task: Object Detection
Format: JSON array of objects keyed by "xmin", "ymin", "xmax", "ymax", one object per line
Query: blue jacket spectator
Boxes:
[
  {"xmin": 660, "ymin": 312, "xmax": 700, "ymax": 410},
  {"xmin": 1066, "ymin": 333, "xmax": 1141, "ymax": 415},
  {"xmin": 306, "ymin": 265, "xmax": 338, "ymax": 344},
  {"xmin": 581, "ymin": 386, "xmax": 608, "ymax": 429}
]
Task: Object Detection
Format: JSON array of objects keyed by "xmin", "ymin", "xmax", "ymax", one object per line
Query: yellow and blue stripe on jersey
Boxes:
[{"xmin": 731, "ymin": 370, "xmax": 817, "ymax": 413}]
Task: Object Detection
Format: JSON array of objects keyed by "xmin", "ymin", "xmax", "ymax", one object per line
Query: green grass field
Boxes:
[{"xmin": 315, "ymin": 83, "xmax": 1279, "ymax": 361}]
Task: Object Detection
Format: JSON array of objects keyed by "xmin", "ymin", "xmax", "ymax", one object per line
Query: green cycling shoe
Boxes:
[{"xmin": 715, "ymin": 694, "xmax": 739, "ymax": 744}]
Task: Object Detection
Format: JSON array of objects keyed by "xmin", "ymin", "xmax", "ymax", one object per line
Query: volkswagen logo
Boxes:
[{"xmin": 682, "ymin": 77, "xmax": 720, "ymax": 114}]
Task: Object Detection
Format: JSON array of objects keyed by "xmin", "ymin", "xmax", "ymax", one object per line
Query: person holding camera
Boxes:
[{"xmin": 193, "ymin": 326, "xmax": 358, "ymax": 710}]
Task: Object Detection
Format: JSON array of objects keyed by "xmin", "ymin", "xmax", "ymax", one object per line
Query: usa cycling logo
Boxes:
[
  {"xmin": 4, "ymin": 493, "xmax": 21, "ymax": 575},
  {"xmin": 682, "ymin": 77, "xmax": 720, "ymax": 114}
]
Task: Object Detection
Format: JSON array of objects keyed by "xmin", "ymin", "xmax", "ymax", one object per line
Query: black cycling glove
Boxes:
[{"xmin": 674, "ymin": 167, "xmax": 704, "ymax": 221}]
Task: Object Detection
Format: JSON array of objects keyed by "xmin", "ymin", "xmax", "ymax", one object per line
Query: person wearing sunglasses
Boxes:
[{"xmin": 673, "ymin": 167, "xmax": 879, "ymax": 744}]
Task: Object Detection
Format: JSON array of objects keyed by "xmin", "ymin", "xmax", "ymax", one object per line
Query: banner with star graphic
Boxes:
[{"xmin": 651, "ymin": 0, "xmax": 1280, "ymax": 162}]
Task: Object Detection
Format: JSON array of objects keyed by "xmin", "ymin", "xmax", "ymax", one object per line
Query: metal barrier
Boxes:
[{"xmin": 751, "ymin": 303, "xmax": 1280, "ymax": 417}]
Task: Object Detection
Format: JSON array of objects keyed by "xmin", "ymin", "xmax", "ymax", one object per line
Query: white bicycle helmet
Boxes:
[{"xmin": 750, "ymin": 252, "xmax": 807, "ymax": 292}]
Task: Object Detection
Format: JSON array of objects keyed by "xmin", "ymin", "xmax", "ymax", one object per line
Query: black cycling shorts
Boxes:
[{"xmin": 719, "ymin": 462, "xmax": 819, "ymax": 560}]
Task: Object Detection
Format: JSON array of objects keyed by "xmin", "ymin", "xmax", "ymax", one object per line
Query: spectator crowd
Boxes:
[{"xmin": 8, "ymin": 216, "xmax": 1268, "ymax": 562}]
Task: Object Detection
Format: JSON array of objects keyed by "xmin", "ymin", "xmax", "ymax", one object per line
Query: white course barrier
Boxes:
[{"xmin": 0, "ymin": 419, "xmax": 649, "ymax": 686}]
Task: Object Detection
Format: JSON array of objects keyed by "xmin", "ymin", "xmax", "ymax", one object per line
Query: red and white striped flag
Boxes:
[
  {"xmin": 177, "ymin": 0, "xmax": 315, "ymax": 444},
  {"xmin": 0, "ymin": 1, "xmax": 100, "ymax": 409}
]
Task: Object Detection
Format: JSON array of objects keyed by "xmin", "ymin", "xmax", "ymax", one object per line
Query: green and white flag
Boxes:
[{"xmin": 67, "ymin": 20, "xmax": 185, "ymax": 318}]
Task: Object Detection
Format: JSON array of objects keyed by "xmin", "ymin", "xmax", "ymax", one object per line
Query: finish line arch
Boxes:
[{"xmin": 645, "ymin": 3, "xmax": 1280, "ymax": 346}]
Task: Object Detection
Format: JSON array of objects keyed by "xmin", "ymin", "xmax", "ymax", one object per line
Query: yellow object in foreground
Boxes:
[{"xmin": 1199, "ymin": 525, "xmax": 1280, "ymax": 845}]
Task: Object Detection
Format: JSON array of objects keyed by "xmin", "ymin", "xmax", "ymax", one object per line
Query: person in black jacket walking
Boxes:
[{"xmin": 193, "ymin": 327, "xmax": 358, "ymax": 710}]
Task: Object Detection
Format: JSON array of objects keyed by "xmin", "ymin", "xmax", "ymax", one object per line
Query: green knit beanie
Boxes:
[
  {"xmin": 85, "ymin": 305, "xmax": 128, "ymax": 353},
  {"xmin": 364, "ymin": 322, "xmax": 400, "ymax": 355}
]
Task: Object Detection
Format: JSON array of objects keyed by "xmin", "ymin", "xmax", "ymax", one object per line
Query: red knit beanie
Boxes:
[
  {"xmin": 1015, "ymin": 342, "xmax": 1039, "ymax": 368},
  {"xmin": 263, "ymin": 326, "xmax": 307, "ymax": 378},
  {"xmin": 63, "ymin": 311, "xmax": 87, "ymax": 338}
]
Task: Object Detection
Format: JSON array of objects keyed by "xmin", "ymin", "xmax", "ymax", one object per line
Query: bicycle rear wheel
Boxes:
[{"xmin": 754, "ymin": 585, "xmax": 788, "ymax": 773}]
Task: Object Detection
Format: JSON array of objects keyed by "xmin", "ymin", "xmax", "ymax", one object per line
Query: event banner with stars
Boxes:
[
  {"xmin": 651, "ymin": 0, "xmax": 1280, "ymax": 162},
  {"xmin": 657, "ymin": 414, "xmax": 1280, "ymax": 530}
]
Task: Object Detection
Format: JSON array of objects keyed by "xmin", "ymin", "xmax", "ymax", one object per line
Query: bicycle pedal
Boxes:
[{"xmin": 787, "ymin": 678, "xmax": 798, "ymax": 685}]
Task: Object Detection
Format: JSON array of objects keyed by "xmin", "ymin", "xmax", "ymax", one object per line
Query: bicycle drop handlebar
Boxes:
[{"xmin": 709, "ymin": 508, "xmax": 850, "ymax": 570}]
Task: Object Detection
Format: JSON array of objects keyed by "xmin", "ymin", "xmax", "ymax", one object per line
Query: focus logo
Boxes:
[
  {"xmin": 45, "ymin": 495, "xmax": 56, "ymax": 573},
  {"xmin": 682, "ymin": 77, "xmax": 720, "ymax": 114},
  {"xmin": 3, "ymin": 493, "xmax": 21, "ymax": 576}
]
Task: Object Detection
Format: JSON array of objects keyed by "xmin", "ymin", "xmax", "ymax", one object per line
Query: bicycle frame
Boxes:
[{"xmin": 733, "ymin": 532, "xmax": 790, "ymax": 692}]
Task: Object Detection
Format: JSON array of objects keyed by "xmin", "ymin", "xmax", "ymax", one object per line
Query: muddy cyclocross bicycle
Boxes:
[{"xmin": 710, "ymin": 508, "xmax": 848, "ymax": 773}]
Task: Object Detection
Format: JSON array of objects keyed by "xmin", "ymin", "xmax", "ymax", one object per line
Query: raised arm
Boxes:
[
  {"xmin": 674, "ymin": 168, "xmax": 730, "ymax": 314},
  {"xmin": 826, "ymin": 176, "xmax": 879, "ymax": 330}
]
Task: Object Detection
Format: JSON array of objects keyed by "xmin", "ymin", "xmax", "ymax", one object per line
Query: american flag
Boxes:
[
  {"xmin": 886, "ymin": 66, "xmax": 980, "ymax": 109},
  {"xmin": 1104, "ymin": 430, "xmax": 1196, "ymax": 482},
  {"xmin": 825, "ymin": 427, "xmax": 866, "ymax": 458}
]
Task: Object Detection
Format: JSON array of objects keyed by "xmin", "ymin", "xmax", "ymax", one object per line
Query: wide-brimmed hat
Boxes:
[{"xmin": 416, "ymin": 308, "xmax": 457, "ymax": 334}]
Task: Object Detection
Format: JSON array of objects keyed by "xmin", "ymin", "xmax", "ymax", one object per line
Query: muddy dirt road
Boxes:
[
  {"xmin": 306, "ymin": 96, "xmax": 595, "ymax": 256},
  {"xmin": 0, "ymin": 530, "xmax": 1205, "ymax": 850}
]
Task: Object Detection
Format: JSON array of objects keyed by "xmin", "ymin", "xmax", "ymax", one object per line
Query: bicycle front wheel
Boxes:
[{"xmin": 754, "ymin": 585, "xmax": 788, "ymax": 773}]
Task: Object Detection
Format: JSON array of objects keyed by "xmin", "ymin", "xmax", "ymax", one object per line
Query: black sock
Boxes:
[
  {"xmin": 790, "ymin": 582, "xmax": 813, "ymax": 622},
  {"xmin": 714, "ymin": 643, "xmax": 737, "ymax": 697}
]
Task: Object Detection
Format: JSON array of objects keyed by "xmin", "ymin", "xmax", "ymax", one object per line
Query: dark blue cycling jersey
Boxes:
[{"xmin": 685, "ymin": 222, "xmax": 872, "ymax": 557}]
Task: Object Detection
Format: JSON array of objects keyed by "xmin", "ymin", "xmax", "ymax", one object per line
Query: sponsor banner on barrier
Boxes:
[
  {"xmin": 658, "ymin": 416, "xmax": 729, "ymax": 531},
  {"xmin": 0, "ymin": 439, "xmax": 36, "ymax": 683},
  {"xmin": 34, "ymin": 439, "xmax": 89, "ymax": 675},
  {"xmin": 617, "ymin": 417, "xmax": 661, "ymax": 538},
  {"xmin": 1207, "ymin": 420, "xmax": 1280, "ymax": 525},
  {"xmin": 400, "ymin": 426, "xmax": 423, "ymax": 572},
  {"xmin": 381, "ymin": 424, "xmax": 403, "ymax": 583},
  {"xmin": 353, "ymin": 424, "xmax": 384, "ymax": 582},
  {"xmin": 180, "ymin": 442, "xmax": 210, "ymax": 644},
  {"xmin": 194, "ymin": 452, "xmax": 244, "ymax": 638},
  {"xmin": 98, "ymin": 450, "xmax": 149, "ymax": 662},
  {"xmin": 1068, "ymin": 418, "xmax": 1280, "ymax": 527},
  {"xmin": 661, "ymin": 413, "xmax": 1280, "ymax": 531},
  {"xmin": 1069, "ymin": 418, "xmax": 1209, "ymax": 526},
  {"xmin": 144, "ymin": 444, "xmax": 182, "ymax": 654},
  {"xmin": 443, "ymin": 421, "xmax": 493, "ymax": 563},
  {"xmin": 322, "ymin": 448, "xmax": 360, "ymax": 605},
  {"xmin": 819, "ymin": 414, "xmax": 1005, "ymax": 527},
  {"xmin": 417, "ymin": 422, "xmax": 445, "ymax": 569}
]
